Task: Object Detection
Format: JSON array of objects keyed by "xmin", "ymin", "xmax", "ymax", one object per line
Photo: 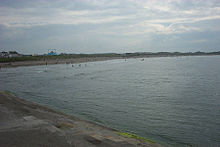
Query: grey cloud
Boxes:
[{"xmin": 0, "ymin": 0, "xmax": 220, "ymax": 53}]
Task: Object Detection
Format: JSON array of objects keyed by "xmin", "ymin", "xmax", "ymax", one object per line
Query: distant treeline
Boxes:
[
  {"xmin": 0, "ymin": 51, "xmax": 220, "ymax": 63},
  {"xmin": 123, "ymin": 51, "xmax": 220, "ymax": 57}
]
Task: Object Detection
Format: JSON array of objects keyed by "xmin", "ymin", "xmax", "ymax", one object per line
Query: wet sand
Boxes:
[{"xmin": 0, "ymin": 92, "xmax": 163, "ymax": 147}]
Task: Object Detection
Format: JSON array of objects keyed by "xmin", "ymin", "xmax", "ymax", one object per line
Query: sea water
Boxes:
[{"xmin": 1, "ymin": 56, "xmax": 220, "ymax": 147}]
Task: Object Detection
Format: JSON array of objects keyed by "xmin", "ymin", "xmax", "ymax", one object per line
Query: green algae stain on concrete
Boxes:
[
  {"xmin": 116, "ymin": 131, "xmax": 155, "ymax": 143},
  {"xmin": 1, "ymin": 91, "xmax": 16, "ymax": 96}
]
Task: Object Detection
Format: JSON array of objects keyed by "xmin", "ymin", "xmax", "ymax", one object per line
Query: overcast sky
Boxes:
[{"xmin": 0, "ymin": 0, "xmax": 220, "ymax": 54}]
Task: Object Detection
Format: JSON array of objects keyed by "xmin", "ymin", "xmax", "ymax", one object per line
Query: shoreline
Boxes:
[
  {"xmin": 0, "ymin": 56, "xmax": 122, "ymax": 68},
  {"xmin": 0, "ymin": 91, "xmax": 163, "ymax": 147},
  {"xmin": 1, "ymin": 54, "xmax": 220, "ymax": 68}
]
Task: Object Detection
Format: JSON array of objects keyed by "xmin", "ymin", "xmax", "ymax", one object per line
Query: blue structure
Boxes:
[{"xmin": 47, "ymin": 49, "xmax": 57, "ymax": 56}]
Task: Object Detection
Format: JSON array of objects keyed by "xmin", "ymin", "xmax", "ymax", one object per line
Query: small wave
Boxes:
[
  {"xmin": 157, "ymin": 134, "xmax": 193, "ymax": 147},
  {"xmin": 74, "ymin": 73, "xmax": 86, "ymax": 77},
  {"xmin": 112, "ymin": 110, "xmax": 128, "ymax": 114}
]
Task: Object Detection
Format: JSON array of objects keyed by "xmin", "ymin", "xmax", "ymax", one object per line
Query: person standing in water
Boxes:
[{"xmin": 45, "ymin": 61, "xmax": 48, "ymax": 71}]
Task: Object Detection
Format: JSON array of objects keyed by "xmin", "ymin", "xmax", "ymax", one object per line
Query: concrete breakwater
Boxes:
[{"xmin": 0, "ymin": 91, "xmax": 162, "ymax": 147}]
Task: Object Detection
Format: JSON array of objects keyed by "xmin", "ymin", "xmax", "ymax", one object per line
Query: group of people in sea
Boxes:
[
  {"xmin": 44, "ymin": 61, "xmax": 87, "ymax": 72},
  {"xmin": 44, "ymin": 58, "xmax": 145, "ymax": 71},
  {"xmin": 44, "ymin": 61, "xmax": 87, "ymax": 68},
  {"xmin": 69, "ymin": 63, "xmax": 87, "ymax": 68},
  {"xmin": 65, "ymin": 62, "xmax": 87, "ymax": 68}
]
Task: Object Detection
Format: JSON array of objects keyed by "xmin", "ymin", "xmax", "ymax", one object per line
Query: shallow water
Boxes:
[{"xmin": 1, "ymin": 56, "xmax": 220, "ymax": 147}]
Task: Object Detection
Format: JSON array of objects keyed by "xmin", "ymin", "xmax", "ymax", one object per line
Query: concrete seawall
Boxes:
[{"xmin": 0, "ymin": 91, "xmax": 163, "ymax": 147}]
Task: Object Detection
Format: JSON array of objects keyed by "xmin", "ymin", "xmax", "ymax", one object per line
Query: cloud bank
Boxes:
[{"xmin": 0, "ymin": 0, "xmax": 220, "ymax": 54}]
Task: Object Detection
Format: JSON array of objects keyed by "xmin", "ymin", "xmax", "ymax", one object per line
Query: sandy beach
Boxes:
[
  {"xmin": 0, "ymin": 91, "xmax": 163, "ymax": 147},
  {"xmin": 1, "ymin": 54, "xmax": 219, "ymax": 68},
  {"xmin": 0, "ymin": 56, "xmax": 123, "ymax": 68}
]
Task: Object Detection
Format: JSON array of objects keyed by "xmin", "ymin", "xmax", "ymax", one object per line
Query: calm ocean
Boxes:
[{"xmin": 1, "ymin": 56, "xmax": 220, "ymax": 147}]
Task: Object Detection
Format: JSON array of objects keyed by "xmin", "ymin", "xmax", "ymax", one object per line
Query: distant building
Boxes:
[
  {"xmin": 8, "ymin": 51, "xmax": 21, "ymax": 57},
  {"xmin": 0, "ymin": 51, "xmax": 22, "ymax": 58},
  {"xmin": 0, "ymin": 51, "xmax": 9, "ymax": 57},
  {"xmin": 47, "ymin": 51, "xmax": 57, "ymax": 56},
  {"xmin": 47, "ymin": 49, "xmax": 57, "ymax": 56}
]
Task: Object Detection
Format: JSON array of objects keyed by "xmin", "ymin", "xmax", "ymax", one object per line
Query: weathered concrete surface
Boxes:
[{"xmin": 0, "ymin": 92, "xmax": 163, "ymax": 147}]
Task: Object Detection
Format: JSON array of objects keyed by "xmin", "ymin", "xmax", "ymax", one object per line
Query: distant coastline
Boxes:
[{"xmin": 1, "ymin": 51, "xmax": 220, "ymax": 68}]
